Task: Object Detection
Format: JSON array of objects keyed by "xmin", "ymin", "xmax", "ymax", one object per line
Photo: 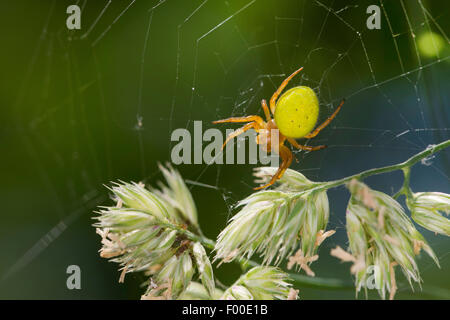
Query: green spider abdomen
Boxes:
[{"xmin": 274, "ymin": 86, "xmax": 319, "ymax": 139}]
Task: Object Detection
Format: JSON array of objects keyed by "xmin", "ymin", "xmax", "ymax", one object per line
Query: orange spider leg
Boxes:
[
  {"xmin": 269, "ymin": 66, "xmax": 304, "ymax": 114},
  {"xmin": 287, "ymin": 138, "xmax": 326, "ymax": 151},
  {"xmin": 212, "ymin": 115, "xmax": 265, "ymax": 127},
  {"xmin": 304, "ymin": 99, "xmax": 345, "ymax": 139},
  {"xmin": 261, "ymin": 99, "xmax": 271, "ymax": 121},
  {"xmin": 254, "ymin": 145, "xmax": 293, "ymax": 190},
  {"xmin": 221, "ymin": 122, "xmax": 261, "ymax": 150}
]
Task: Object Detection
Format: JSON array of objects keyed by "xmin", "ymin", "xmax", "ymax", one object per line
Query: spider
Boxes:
[{"xmin": 213, "ymin": 66, "xmax": 345, "ymax": 190}]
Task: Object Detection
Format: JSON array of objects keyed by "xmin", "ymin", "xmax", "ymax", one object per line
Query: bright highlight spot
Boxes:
[{"xmin": 417, "ymin": 31, "xmax": 446, "ymax": 58}]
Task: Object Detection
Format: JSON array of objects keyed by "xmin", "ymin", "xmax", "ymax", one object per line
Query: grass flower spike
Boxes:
[
  {"xmin": 178, "ymin": 282, "xmax": 223, "ymax": 300},
  {"xmin": 220, "ymin": 266, "xmax": 295, "ymax": 300},
  {"xmin": 331, "ymin": 179, "xmax": 438, "ymax": 300},
  {"xmin": 149, "ymin": 251, "xmax": 195, "ymax": 299},
  {"xmin": 214, "ymin": 167, "xmax": 333, "ymax": 276},
  {"xmin": 192, "ymin": 242, "xmax": 216, "ymax": 297},
  {"xmin": 153, "ymin": 163, "xmax": 199, "ymax": 228},
  {"xmin": 94, "ymin": 165, "xmax": 214, "ymax": 300},
  {"xmin": 408, "ymin": 192, "xmax": 450, "ymax": 236}
]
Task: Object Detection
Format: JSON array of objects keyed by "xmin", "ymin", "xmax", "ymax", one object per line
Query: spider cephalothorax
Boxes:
[{"xmin": 213, "ymin": 67, "xmax": 345, "ymax": 190}]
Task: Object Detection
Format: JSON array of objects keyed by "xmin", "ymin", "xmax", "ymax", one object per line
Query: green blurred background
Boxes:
[{"xmin": 0, "ymin": 0, "xmax": 449, "ymax": 299}]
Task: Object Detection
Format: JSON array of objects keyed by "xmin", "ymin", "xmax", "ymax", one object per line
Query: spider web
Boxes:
[{"xmin": 1, "ymin": 0, "xmax": 449, "ymax": 299}]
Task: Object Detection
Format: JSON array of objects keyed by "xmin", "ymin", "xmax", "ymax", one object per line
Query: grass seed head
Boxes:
[
  {"xmin": 94, "ymin": 165, "xmax": 212, "ymax": 300},
  {"xmin": 334, "ymin": 179, "xmax": 439, "ymax": 299},
  {"xmin": 409, "ymin": 192, "xmax": 450, "ymax": 236},
  {"xmin": 214, "ymin": 168, "xmax": 333, "ymax": 275},
  {"xmin": 220, "ymin": 266, "xmax": 294, "ymax": 300}
]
